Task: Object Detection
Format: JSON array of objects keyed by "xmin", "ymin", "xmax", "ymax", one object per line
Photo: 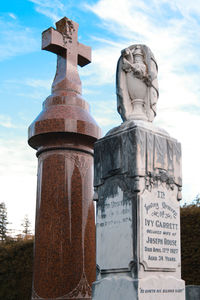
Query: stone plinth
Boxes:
[
  {"xmin": 92, "ymin": 121, "xmax": 185, "ymax": 300},
  {"xmin": 186, "ymin": 286, "xmax": 200, "ymax": 300},
  {"xmin": 28, "ymin": 17, "xmax": 101, "ymax": 300}
]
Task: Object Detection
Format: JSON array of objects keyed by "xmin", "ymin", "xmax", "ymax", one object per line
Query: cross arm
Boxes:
[
  {"xmin": 42, "ymin": 27, "xmax": 65, "ymax": 55},
  {"xmin": 78, "ymin": 43, "xmax": 91, "ymax": 67}
]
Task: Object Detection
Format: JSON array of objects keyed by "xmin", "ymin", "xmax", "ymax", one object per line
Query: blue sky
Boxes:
[{"xmin": 1, "ymin": 0, "xmax": 200, "ymax": 233}]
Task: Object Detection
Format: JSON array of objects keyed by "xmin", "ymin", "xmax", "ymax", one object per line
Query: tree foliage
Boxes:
[
  {"xmin": 0, "ymin": 202, "xmax": 9, "ymax": 242},
  {"xmin": 21, "ymin": 214, "xmax": 31, "ymax": 236},
  {"xmin": 0, "ymin": 239, "xmax": 33, "ymax": 299},
  {"xmin": 181, "ymin": 201, "xmax": 200, "ymax": 285}
]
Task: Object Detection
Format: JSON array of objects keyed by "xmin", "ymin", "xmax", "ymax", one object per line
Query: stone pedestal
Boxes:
[
  {"xmin": 92, "ymin": 121, "xmax": 185, "ymax": 300},
  {"xmin": 186, "ymin": 286, "xmax": 200, "ymax": 300}
]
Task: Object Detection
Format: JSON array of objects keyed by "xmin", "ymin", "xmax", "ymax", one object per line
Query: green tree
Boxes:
[
  {"xmin": 0, "ymin": 202, "xmax": 8, "ymax": 242},
  {"xmin": 193, "ymin": 193, "xmax": 200, "ymax": 206},
  {"xmin": 21, "ymin": 215, "xmax": 31, "ymax": 237}
]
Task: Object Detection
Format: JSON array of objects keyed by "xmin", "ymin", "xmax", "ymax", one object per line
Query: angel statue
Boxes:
[{"xmin": 116, "ymin": 44, "xmax": 159, "ymax": 122}]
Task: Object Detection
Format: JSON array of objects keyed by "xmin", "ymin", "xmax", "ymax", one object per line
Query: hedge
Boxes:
[
  {"xmin": 0, "ymin": 239, "xmax": 33, "ymax": 299},
  {"xmin": 181, "ymin": 205, "xmax": 200, "ymax": 285}
]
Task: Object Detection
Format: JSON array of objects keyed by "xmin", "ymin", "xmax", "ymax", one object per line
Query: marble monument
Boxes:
[
  {"xmin": 28, "ymin": 17, "xmax": 100, "ymax": 300},
  {"xmin": 92, "ymin": 44, "xmax": 185, "ymax": 299},
  {"xmin": 116, "ymin": 45, "xmax": 158, "ymax": 122}
]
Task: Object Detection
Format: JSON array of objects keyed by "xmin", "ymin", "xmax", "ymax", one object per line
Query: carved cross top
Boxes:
[{"xmin": 42, "ymin": 17, "xmax": 91, "ymax": 94}]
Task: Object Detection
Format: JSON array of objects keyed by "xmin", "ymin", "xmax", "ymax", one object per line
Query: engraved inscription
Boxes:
[
  {"xmin": 96, "ymin": 187, "xmax": 133, "ymax": 270},
  {"xmin": 140, "ymin": 185, "xmax": 180, "ymax": 270},
  {"xmin": 96, "ymin": 198, "xmax": 132, "ymax": 229},
  {"xmin": 139, "ymin": 288, "xmax": 184, "ymax": 294},
  {"xmin": 157, "ymin": 190, "xmax": 165, "ymax": 199},
  {"xmin": 138, "ymin": 276, "xmax": 185, "ymax": 300}
]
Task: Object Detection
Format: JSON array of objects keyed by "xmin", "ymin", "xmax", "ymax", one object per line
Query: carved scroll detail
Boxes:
[
  {"xmin": 58, "ymin": 272, "xmax": 92, "ymax": 299},
  {"xmin": 32, "ymin": 289, "xmax": 42, "ymax": 299},
  {"xmin": 65, "ymin": 152, "xmax": 91, "ymax": 178},
  {"xmin": 32, "ymin": 272, "xmax": 91, "ymax": 299},
  {"xmin": 145, "ymin": 170, "xmax": 175, "ymax": 191}
]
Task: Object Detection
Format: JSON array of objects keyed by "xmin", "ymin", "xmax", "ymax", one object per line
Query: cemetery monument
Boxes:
[
  {"xmin": 28, "ymin": 17, "xmax": 100, "ymax": 299},
  {"xmin": 92, "ymin": 44, "xmax": 185, "ymax": 299}
]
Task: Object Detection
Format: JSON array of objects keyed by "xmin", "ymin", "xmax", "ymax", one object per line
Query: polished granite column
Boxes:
[{"xmin": 28, "ymin": 17, "xmax": 100, "ymax": 300}]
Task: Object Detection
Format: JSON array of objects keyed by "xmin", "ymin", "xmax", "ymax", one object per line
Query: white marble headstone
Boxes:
[{"xmin": 140, "ymin": 184, "xmax": 180, "ymax": 271}]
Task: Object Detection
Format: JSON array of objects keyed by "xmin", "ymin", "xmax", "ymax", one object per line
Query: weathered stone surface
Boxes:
[
  {"xmin": 186, "ymin": 285, "xmax": 200, "ymax": 300},
  {"xmin": 93, "ymin": 276, "xmax": 137, "ymax": 300},
  {"xmin": 116, "ymin": 45, "xmax": 159, "ymax": 122},
  {"xmin": 96, "ymin": 187, "xmax": 133, "ymax": 271},
  {"xmin": 93, "ymin": 275, "xmax": 185, "ymax": 300},
  {"xmin": 28, "ymin": 17, "xmax": 100, "ymax": 300},
  {"xmin": 94, "ymin": 121, "xmax": 181, "ymax": 188},
  {"xmin": 93, "ymin": 120, "xmax": 185, "ymax": 299}
]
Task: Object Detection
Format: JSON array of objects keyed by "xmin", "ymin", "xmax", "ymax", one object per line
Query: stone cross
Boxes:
[
  {"xmin": 29, "ymin": 17, "xmax": 100, "ymax": 299},
  {"xmin": 42, "ymin": 17, "xmax": 91, "ymax": 95}
]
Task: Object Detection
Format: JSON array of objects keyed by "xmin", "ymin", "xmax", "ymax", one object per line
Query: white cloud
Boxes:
[
  {"xmin": 85, "ymin": 0, "xmax": 200, "ymax": 81},
  {"xmin": 8, "ymin": 13, "xmax": 17, "ymax": 20},
  {"xmin": 0, "ymin": 139, "xmax": 36, "ymax": 179},
  {"xmin": 164, "ymin": 0, "xmax": 200, "ymax": 17},
  {"xmin": 95, "ymin": 116, "xmax": 119, "ymax": 127},
  {"xmin": 0, "ymin": 115, "xmax": 16, "ymax": 128},
  {"xmin": 19, "ymin": 78, "xmax": 52, "ymax": 100},
  {"xmin": 0, "ymin": 138, "xmax": 37, "ymax": 232},
  {"xmin": 88, "ymin": 98, "xmax": 121, "ymax": 134},
  {"xmin": 2, "ymin": 78, "xmax": 52, "ymax": 101},
  {"xmin": 25, "ymin": 78, "xmax": 52, "ymax": 89},
  {"xmin": 29, "ymin": 0, "xmax": 64, "ymax": 10},
  {"xmin": 29, "ymin": 0, "xmax": 65, "ymax": 22},
  {"xmin": 155, "ymin": 110, "xmax": 200, "ymax": 202},
  {"xmin": 85, "ymin": 0, "xmax": 200, "ymax": 113},
  {"xmin": 0, "ymin": 19, "xmax": 38, "ymax": 61}
]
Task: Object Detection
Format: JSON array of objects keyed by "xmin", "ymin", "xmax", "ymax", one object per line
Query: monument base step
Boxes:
[
  {"xmin": 92, "ymin": 275, "xmax": 185, "ymax": 300},
  {"xmin": 186, "ymin": 285, "xmax": 200, "ymax": 300}
]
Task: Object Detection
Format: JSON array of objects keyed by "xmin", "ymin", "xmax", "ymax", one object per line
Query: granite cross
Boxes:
[{"xmin": 42, "ymin": 17, "xmax": 91, "ymax": 95}]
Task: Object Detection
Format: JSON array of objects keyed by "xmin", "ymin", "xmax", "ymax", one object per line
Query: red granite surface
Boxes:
[
  {"xmin": 32, "ymin": 150, "xmax": 96, "ymax": 299},
  {"xmin": 28, "ymin": 17, "xmax": 100, "ymax": 300}
]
